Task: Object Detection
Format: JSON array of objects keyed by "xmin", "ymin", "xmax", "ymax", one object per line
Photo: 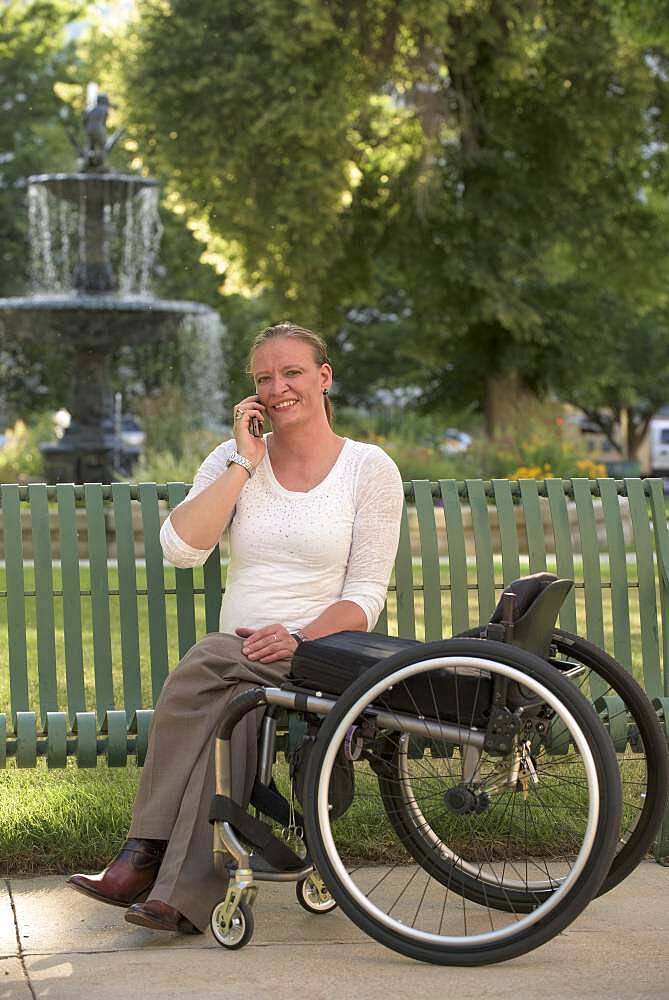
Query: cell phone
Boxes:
[{"xmin": 250, "ymin": 415, "xmax": 262, "ymax": 438}]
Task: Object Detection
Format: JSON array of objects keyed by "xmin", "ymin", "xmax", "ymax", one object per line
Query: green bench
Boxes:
[{"xmin": 1, "ymin": 478, "xmax": 668, "ymax": 858}]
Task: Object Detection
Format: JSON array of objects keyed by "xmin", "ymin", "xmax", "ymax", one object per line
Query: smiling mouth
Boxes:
[{"xmin": 272, "ymin": 400, "xmax": 299, "ymax": 410}]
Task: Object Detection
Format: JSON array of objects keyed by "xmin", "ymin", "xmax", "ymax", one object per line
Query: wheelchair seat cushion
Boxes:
[{"xmin": 288, "ymin": 631, "xmax": 492, "ymax": 726}]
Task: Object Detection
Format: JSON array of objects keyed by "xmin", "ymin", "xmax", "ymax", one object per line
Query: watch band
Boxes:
[
  {"xmin": 225, "ymin": 451, "xmax": 255, "ymax": 478},
  {"xmin": 291, "ymin": 630, "xmax": 308, "ymax": 644}
]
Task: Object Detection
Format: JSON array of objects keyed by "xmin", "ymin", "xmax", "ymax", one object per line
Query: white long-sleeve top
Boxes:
[{"xmin": 160, "ymin": 436, "xmax": 405, "ymax": 633}]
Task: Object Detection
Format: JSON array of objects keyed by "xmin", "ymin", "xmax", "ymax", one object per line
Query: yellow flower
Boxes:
[
  {"xmin": 508, "ymin": 465, "xmax": 554, "ymax": 480},
  {"xmin": 575, "ymin": 459, "xmax": 607, "ymax": 479}
]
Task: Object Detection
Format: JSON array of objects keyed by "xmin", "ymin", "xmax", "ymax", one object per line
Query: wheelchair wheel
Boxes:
[
  {"xmin": 456, "ymin": 627, "xmax": 669, "ymax": 897},
  {"xmin": 210, "ymin": 899, "xmax": 254, "ymax": 949},
  {"xmin": 302, "ymin": 638, "xmax": 621, "ymax": 966},
  {"xmin": 296, "ymin": 874, "xmax": 338, "ymax": 914}
]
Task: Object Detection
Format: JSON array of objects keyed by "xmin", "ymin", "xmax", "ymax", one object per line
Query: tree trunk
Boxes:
[
  {"xmin": 485, "ymin": 373, "xmax": 538, "ymax": 438},
  {"xmin": 625, "ymin": 407, "xmax": 653, "ymax": 464}
]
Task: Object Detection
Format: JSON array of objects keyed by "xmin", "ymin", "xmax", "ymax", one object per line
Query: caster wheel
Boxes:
[
  {"xmin": 210, "ymin": 899, "xmax": 254, "ymax": 949},
  {"xmin": 296, "ymin": 874, "xmax": 337, "ymax": 914}
]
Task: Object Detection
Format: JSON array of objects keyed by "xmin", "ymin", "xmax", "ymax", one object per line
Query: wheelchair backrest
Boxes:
[{"xmin": 486, "ymin": 572, "xmax": 574, "ymax": 658}]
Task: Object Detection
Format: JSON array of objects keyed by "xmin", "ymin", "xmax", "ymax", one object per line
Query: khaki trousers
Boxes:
[{"xmin": 128, "ymin": 632, "xmax": 291, "ymax": 932}]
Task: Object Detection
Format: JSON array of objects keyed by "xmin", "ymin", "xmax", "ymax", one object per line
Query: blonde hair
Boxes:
[{"xmin": 247, "ymin": 322, "xmax": 333, "ymax": 426}]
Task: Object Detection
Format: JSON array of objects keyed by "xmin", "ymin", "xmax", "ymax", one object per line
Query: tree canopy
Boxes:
[
  {"xmin": 0, "ymin": 0, "xmax": 79, "ymax": 294},
  {"xmin": 114, "ymin": 0, "xmax": 669, "ymax": 433},
  {"xmin": 2, "ymin": 1, "xmax": 669, "ymax": 448}
]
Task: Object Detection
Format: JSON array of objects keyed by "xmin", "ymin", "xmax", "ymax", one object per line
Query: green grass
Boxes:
[{"xmin": 0, "ymin": 559, "xmax": 653, "ymax": 874}]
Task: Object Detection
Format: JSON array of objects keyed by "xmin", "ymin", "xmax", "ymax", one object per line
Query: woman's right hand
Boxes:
[{"xmin": 232, "ymin": 394, "xmax": 267, "ymax": 467}]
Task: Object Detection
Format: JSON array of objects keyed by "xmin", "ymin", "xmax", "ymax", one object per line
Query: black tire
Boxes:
[
  {"xmin": 302, "ymin": 638, "xmax": 621, "ymax": 966},
  {"xmin": 296, "ymin": 875, "xmax": 338, "ymax": 914},
  {"xmin": 210, "ymin": 900, "xmax": 254, "ymax": 949},
  {"xmin": 454, "ymin": 627, "xmax": 669, "ymax": 896}
]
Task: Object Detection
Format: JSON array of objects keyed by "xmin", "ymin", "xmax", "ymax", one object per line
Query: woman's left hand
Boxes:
[{"xmin": 236, "ymin": 624, "xmax": 298, "ymax": 663}]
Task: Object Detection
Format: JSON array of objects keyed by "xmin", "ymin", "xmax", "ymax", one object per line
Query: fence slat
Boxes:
[
  {"xmin": 626, "ymin": 478, "xmax": 662, "ymax": 699},
  {"xmin": 112, "ymin": 484, "xmax": 142, "ymax": 716},
  {"xmin": 648, "ymin": 479, "xmax": 669, "ymax": 697},
  {"xmin": 140, "ymin": 484, "xmax": 170, "ymax": 704},
  {"xmin": 440, "ymin": 480, "xmax": 469, "ymax": 633},
  {"xmin": 413, "ymin": 481, "xmax": 442, "ymax": 640},
  {"xmin": 572, "ymin": 479, "xmax": 605, "ymax": 649},
  {"xmin": 466, "ymin": 480, "xmax": 495, "ymax": 624},
  {"xmin": 57, "ymin": 485, "xmax": 86, "ymax": 722},
  {"xmin": 545, "ymin": 479, "xmax": 577, "ymax": 632},
  {"xmin": 598, "ymin": 478, "xmax": 632, "ymax": 673},
  {"xmin": 518, "ymin": 480, "xmax": 547, "ymax": 574},
  {"xmin": 85, "ymin": 484, "xmax": 114, "ymax": 721},
  {"xmin": 166, "ymin": 483, "xmax": 197, "ymax": 656},
  {"xmin": 203, "ymin": 547, "xmax": 223, "ymax": 634},
  {"xmin": 394, "ymin": 498, "xmax": 416, "ymax": 639},
  {"xmin": 29, "ymin": 485, "xmax": 58, "ymax": 726},
  {"xmin": 492, "ymin": 479, "xmax": 521, "ymax": 585},
  {"xmin": 1, "ymin": 485, "xmax": 29, "ymax": 724}
]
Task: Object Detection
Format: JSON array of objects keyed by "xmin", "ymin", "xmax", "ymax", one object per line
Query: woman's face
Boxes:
[{"xmin": 252, "ymin": 336, "xmax": 332, "ymax": 430}]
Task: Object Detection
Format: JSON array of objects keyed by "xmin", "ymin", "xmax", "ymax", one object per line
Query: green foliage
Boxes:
[
  {"xmin": 4, "ymin": 2, "xmax": 669, "ymax": 440},
  {"xmin": 115, "ymin": 0, "xmax": 669, "ymax": 426},
  {"xmin": 439, "ymin": 397, "xmax": 607, "ymax": 480},
  {"xmin": 532, "ymin": 287, "xmax": 669, "ymax": 459},
  {"xmin": 131, "ymin": 426, "xmax": 223, "ymax": 483},
  {"xmin": 382, "ymin": 440, "xmax": 462, "ymax": 482},
  {"xmin": 337, "ymin": 400, "xmax": 605, "ymax": 481},
  {"xmin": 0, "ymin": 1, "xmax": 79, "ymax": 295},
  {"xmin": 0, "ymin": 414, "xmax": 52, "ymax": 483}
]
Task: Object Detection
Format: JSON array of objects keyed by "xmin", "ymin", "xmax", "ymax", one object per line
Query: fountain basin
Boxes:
[
  {"xmin": 28, "ymin": 172, "xmax": 158, "ymax": 204},
  {"xmin": 0, "ymin": 294, "xmax": 215, "ymax": 346}
]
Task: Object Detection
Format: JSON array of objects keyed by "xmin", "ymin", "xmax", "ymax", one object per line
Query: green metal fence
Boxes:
[{"xmin": 0, "ymin": 479, "xmax": 667, "ymax": 776}]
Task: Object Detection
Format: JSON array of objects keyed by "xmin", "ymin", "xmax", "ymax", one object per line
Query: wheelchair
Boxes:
[{"xmin": 208, "ymin": 574, "xmax": 669, "ymax": 966}]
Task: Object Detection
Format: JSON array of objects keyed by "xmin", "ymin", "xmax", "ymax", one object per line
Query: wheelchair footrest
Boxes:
[
  {"xmin": 209, "ymin": 794, "xmax": 306, "ymax": 872},
  {"xmin": 225, "ymin": 853, "xmax": 312, "ymax": 876}
]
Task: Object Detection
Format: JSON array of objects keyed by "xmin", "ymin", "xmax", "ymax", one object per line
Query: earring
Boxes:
[{"xmin": 323, "ymin": 389, "xmax": 328, "ymax": 396}]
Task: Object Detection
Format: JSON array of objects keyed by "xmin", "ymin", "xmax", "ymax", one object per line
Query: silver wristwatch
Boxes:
[
  {"xmin": 291, "ymin": 629, "xmax": 308, "ymax": 644},
  {"xmin": 225, "ymin": 451, "xmax": 256, "ymax": 478}
]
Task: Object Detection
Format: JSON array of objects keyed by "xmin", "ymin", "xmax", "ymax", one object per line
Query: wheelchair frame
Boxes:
[
  {"xmin": 208, "ymin": 638, "xmax": 628, "ymax": 964},
  {"xmin": 205, "ymin": 572, "xmax": 669, "ymax": 964}
]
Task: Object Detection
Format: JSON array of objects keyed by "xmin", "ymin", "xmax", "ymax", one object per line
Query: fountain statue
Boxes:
[{"xmin": 0, "ymin": 84, "xmax": 220, "ymax": 483}]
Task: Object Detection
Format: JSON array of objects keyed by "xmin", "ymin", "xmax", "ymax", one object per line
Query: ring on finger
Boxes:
[
  {"xmin": 272, "ymin": 633, "xmax": 278, "ymax": 642},
  {"xmin": 234, "ymin": 407, "xmax": 246, "ymax": 421}
]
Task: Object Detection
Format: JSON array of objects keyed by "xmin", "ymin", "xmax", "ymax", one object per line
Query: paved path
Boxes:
[{"xmin": 2, "ymin": 863, "xmax": 668, "ymax": 1000}]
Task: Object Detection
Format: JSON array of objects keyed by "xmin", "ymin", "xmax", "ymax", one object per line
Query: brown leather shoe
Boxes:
[
  {"xmin": 125, "ymin": 899, "xmax": 201, "ymax": 934},
  {"xmin": 67, "ymin": 838, "xmax": 167, "ymax": 908}
]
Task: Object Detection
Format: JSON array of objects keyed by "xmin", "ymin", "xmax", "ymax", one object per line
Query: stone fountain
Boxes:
[{"xmin": 0, "ymin": 87, "xmax": 218, "ymax": 483}]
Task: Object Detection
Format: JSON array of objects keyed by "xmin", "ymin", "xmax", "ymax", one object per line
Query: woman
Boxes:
[{"xmin": 68, "ymin": 322, "xmax": 405, "ymax": 934}]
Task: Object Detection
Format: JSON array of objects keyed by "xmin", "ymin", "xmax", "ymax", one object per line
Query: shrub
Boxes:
[
  {"xmin": 382, "ymin": 440, "xmax": 462, "ymax": 482},
  {"xmin": 0, "ymin": 418, "xmax": 47, "ymax": 484},
  {"xmin": 135, "ymin": 389, "xmax": 206, "ymax": 458},
  {"xmin": 460, "ymin": 407, "xmax": 607, "ymax": 481},
  {"xmin": 130, "ymin": 428, "xmax": 222, "ymax": 484}
]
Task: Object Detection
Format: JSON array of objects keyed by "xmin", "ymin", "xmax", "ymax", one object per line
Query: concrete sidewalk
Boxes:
[{"xmin": 2, "ymin": 863, "xmax": 668, "ymax": 1000}]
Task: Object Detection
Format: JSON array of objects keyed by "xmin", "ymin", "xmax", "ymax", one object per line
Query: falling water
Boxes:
[
  {"xmin": 180, "ymin": 311, "xmax": 228, "ymax": 430},
  {"xmin": 27, "ymin": 177, "xmax": 163, "ymax": 296},
  {"xmin": 28, "ymin": 185, "xmax": 59, "ymax": 292},
  {"xmin": 119, "ymin": 184, "xmax": 135, "ymax": 292}
]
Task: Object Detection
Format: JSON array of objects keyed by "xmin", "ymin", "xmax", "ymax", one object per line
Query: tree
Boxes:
[
  {"xmin": 531, "ymin": 283, "xmax": 669, "ymax": 461},
  {"xmin": 0, "ymin": 1, "xmax": 80, "ymax": 294},
  {"xmin": 97, "ymin": 3, "xmax": 669, "ymax": 425}
]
